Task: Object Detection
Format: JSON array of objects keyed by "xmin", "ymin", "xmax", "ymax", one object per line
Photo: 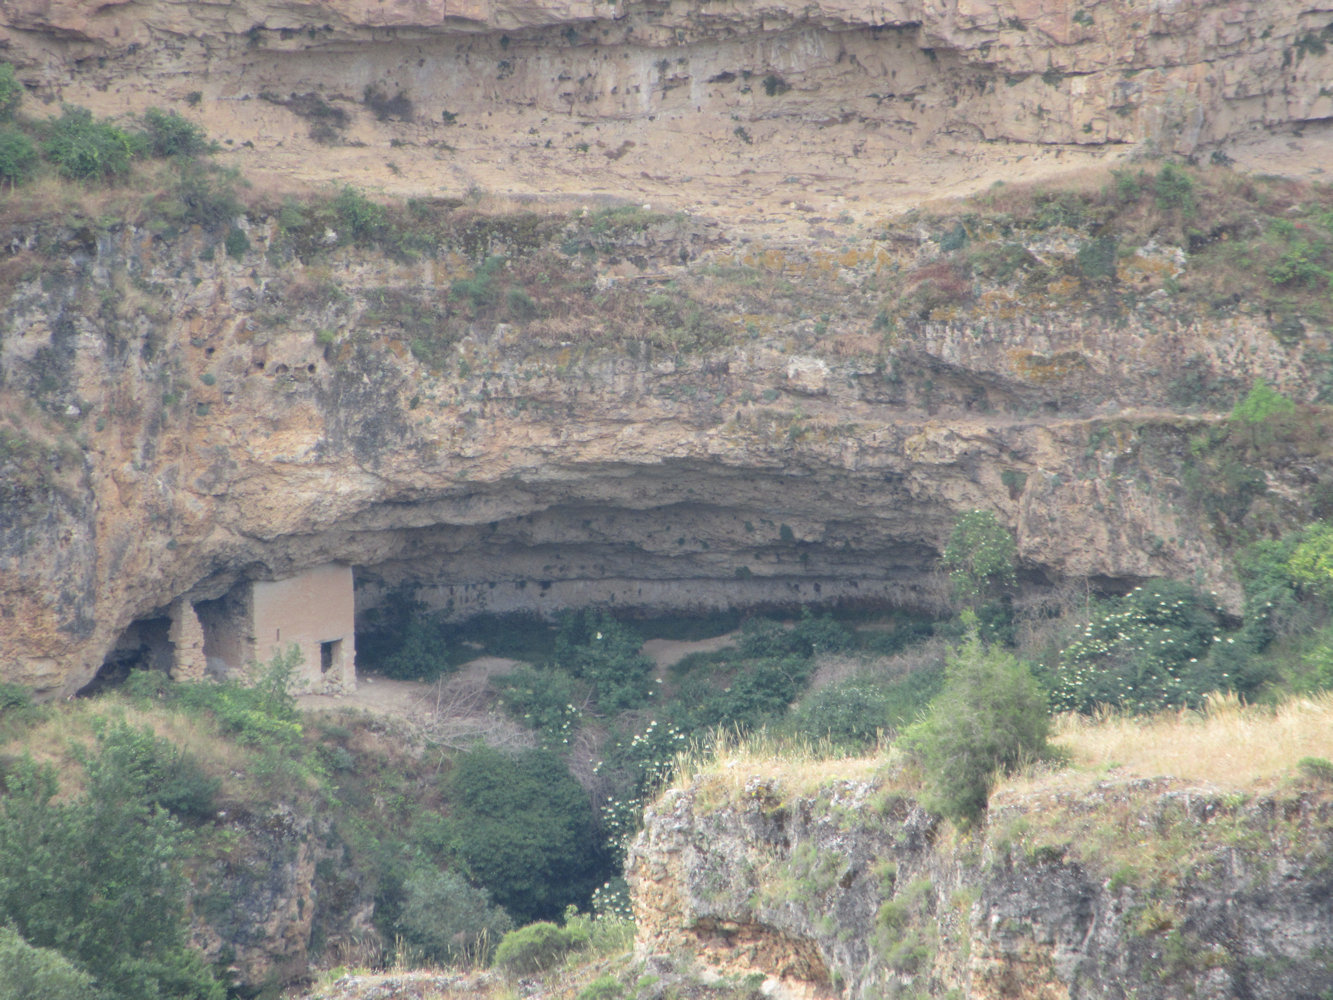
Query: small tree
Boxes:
[
  {"xmin": 140, "ymin": 107, "xmax": 208, "ymax": 158},
  {"xmin": 1231, "ymin": 379, "xmax": 1295, "ymax": 424},
  {"xmin": 941, "ymin": 509, "xmax": 1017, "ymax": 605},
  {"xmin": 445, "ymin": 745, "xmax": 605, "ymax": 924},
  {"xmin": 0, "ymin": 127, "xmax": 37, "ymax": 187},
  {"xmin": 493, "ymin": 920, "xmax": 590, "ymax": 976},
  {"xmin": 394, "ymin": 867, "xmax": 512, "ymax": 967},
  {"xmin": 0, "ymin": 63, "xmax": 22, "ymax": 122},
  {"xmin": 902, "ymin": 620, "xmax": 1049, "ymax": 828},
  {"xmin": 1288, "ymin": 522, "xmax": 1333, "ymax": 597},
  {"xmin": 0, "ymin": 746, "xmax": 224, "ymax": 1000},
  {"xmin": 0, "ymin": 927, "xmax": 98, "ymax": 1000}
]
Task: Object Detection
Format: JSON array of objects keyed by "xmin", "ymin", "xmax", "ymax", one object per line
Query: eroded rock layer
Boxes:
[
  {"xmin": 2, "ymin": 1, "xmax": 1332, "ymax": 219},
  {"xmin": 4, "ymin": 3, "xmax": 1333, "ymax": 695},
  {"xmin": 1, "ymin": 199, "xmax": 1328, "ymax": 695},
  {"xmin": 628, "ymin": 774, "xmax": 1333, "ymax": 1000}
]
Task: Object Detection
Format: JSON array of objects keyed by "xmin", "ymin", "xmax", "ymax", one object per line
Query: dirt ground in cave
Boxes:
[{"xmin": 294, "ymin": 633, "xmax": 742, "ymax": 723}]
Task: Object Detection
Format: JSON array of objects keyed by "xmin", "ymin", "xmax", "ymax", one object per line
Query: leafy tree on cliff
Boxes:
[
  {"xmin": 0, "ymin": 63, "xmax": 22, "ymax": 122},
  {"xmin": 0, "ymin": 926, "xmax": 98, "ymax": 1000}
]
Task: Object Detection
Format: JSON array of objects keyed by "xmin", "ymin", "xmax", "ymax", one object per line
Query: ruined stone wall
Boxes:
[{"xmin": 252, "ymin": 565, "xmax": 357, "ymax": 692}]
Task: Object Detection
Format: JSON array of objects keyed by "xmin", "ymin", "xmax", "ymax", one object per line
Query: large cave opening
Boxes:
[{"xmin": 82, "ymin": 615, "xmax": 174, "ymax": 696}]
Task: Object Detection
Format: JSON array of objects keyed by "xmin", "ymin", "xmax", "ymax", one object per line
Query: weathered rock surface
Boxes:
[
  {"xmin": 1, "ymin": 200, "xmax": 1329, "ymax": 695},
  {"xmin": 2, "ymin": 1, "xmax": 1332, "ymax": 227},
  {"xmin": 3, "ymin": 3, "xmax": 1333, "ymax": 696},
  {"xmin": 628, "ymin": 773, "xmax": 1333, "ymax": 999},
  {"xmin": 0, "ymin": 200, "xmax": 1311, "ymax": 695}
]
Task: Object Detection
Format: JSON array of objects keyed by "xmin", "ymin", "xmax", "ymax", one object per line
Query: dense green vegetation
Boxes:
[
  {"xmin": 902, "ymin": 619, "xmax": 1050, "ymax": 827},
  {"xmin": 445, "ymin": 745, "xmax": 606, "ymax": 924},
  {"xmin": 0, "ymin": 722, "xmax": 225, "ymax": 1000}
]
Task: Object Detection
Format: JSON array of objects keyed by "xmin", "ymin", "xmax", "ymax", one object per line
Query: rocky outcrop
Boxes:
[
  {"xmin": 627, "ymin": 772, "xmax": 1333, "ymax": 999},
  {"xmin": 2, "ymin": 1, "xmax": 1332, "ymax": 219},
  {"xmin": 3, "ymin": 0, "xmax": 1333, "ymax": 697},
  {"xmin": 192, "ymin": 806, "xmax": 326, "ymax": 989},
  {"xmin": 1, "ymin": 194, "xmax": 1329, "ymax": 695}
]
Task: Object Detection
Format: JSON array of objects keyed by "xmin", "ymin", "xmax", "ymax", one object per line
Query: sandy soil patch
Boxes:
[{"xmin": 641, "ymin": 633, "xmax": 739, "ymax": 671}]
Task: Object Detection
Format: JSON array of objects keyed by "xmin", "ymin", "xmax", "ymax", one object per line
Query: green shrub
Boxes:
[
  {"xmin": 494, "ymin": 665, "xmax": 583, "ymax": 745},
  {"xmin": 1075, "ymin": 234, "xmax": 1119, "ymax": 281},
  {"xmin": 1265, "ymin": 216, "xmax": 1333, "ymax": 291},
  {"xmin": 578, "ymin": 974, "xmax": 625, "ymax": 1000},
  {"xmin": 0, "ymin": 127, "xmax": 38, "ymax": 187},
  {"xmin": 737, "ymin": 611, "xmax": 853, "ymax": 659},
  {"xmin": 1231, "ymin": 379, "xmax": 1295, "ymax": 424},
  {"xmin": 0, "ymin": 682, "xmax": 43, "ymax": 735},
  {"xmin": 1298, "ymin": 756, "xmax": 1333, "ymax": 782},
  {"xmin": 333, "ymin": 185, "xmax": 386, "ymax": 242},
  {"xmin": 786, "ymin": 666, "xmax": 944, "ymax": 750},
  {"xmin": 551, "ymin": 612, "xmax": 655, "ymax": 712},
  {"xmin": 170, "ymin": 160, "xmax": 242, "ymax": 229},
  {"xmin": 450, "ymin": 254, "xmax": 506, "ymax": 311},
  {"xmin": 0, "ymin": 926, "xmax": 98, "ymax": 1000},
  {"xmin": 595, "ymin": 719, "xmax": 692, "ymax": 865},
  {"xmin": 0, "ymin": 63, "xmax": 23, "ymax": 122},
  {"xmin": 493, "ymin": 920, "xmax": 590, "ymax": 975},
  {"xmin": 91, "ymin": 719, "xmax": 219, "ymax": 822},
  {"xmin": 1048, "ymin": 580, "xmax": 1232, "ymax": 713},
  {"xmin": 941, "ymin": 510, "xmax": 1017, "ymax": 604},
  {"xmin": 902, "ymin": 622, "xmax": 1049, "ymax": 828},
  {"xmin": 158, "ymin": 648, "xmax": 304, "ymax": 769},
  {"xmin": 223, "ymin": 225, "xmax": 250, "ymax": 260},
  {"xmin": 505, "ymin": 285, "xmax": 538, "ymax": 319},
  {"xmin": 1154, "ymin": 162, "xmax": 1196, "ymax": 214},
  {"xmin": 445, "ymin": 746, "xmax": 605, "ymax": 924},
  {"xmin": 394, "ymin": 867, "xmax": 512, "ymax": 967},
  {"xmin": 1233, "ymin": 534, "xmax": 1314, "ymax": 650},
  {"xmin": 140, "ymin": 107, "xmax": 209, "ymax": 158},
  {"xmin": 1293, "ymin": 630, "xmax": 1333, "ymax": 694},
  {"xmin": 677, "ymin": 654, "xmax": 814, "ymax": 731},
  {"xmin": 1287, "ymin": 522, "xmax": 1333, "ymax": 596},
  {"xmin": 43, "ymin": 105, "xmax": 137, "ymax": 181},
  {"xmin": 356, "ymin": 587, "xmax": 454, "ymax": 681}
]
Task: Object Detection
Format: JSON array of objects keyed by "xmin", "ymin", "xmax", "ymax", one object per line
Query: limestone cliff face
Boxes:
[
  {"xmin": 3, "ymin": 0, "xmax": 1333, "ymax": 696},
  {"xmin": 0, "ymin": 195, "xmax": 1328, "ymax": 694},
  {"xmin": 628, "ymin": 772, "xmax": 1333, "ymax": 999},
  {"xmin": 2, "ymin": 1, "xmax": 1332, "ymax": 218}
]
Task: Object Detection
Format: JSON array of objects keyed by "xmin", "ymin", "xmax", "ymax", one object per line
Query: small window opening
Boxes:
[{"xmin": 320, "ymin": 639, "xmax": 340, "ymax": 674}]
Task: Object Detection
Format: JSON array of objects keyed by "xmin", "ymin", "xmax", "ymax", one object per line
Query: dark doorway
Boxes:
[{"xmin": 320, "ymin": 639, "xmax": 341, "ymax": 674}]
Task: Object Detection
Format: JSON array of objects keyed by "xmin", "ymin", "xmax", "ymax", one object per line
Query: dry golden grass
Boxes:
[
  {"xmin": 671, "ymin": 728, "xmax": 893, "ymax": 802},
  {"xmin": 1004, "ymin": 692, "xmax": 1333, "ymax": 798},
  {"xmin": 0, "ymin": 160, "xmax": 187, "ymax": 227},
  {"xmin": 677, "ymin": 691, "xmax": 1333, "ymax": 815}
]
